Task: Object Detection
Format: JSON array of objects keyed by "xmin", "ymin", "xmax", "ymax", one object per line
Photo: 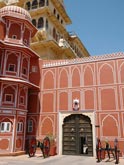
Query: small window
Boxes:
[
  {"xmin": 0, "ymin": 122, "xmax": 11, "ymax": 132},
  {"xmin": 8, "ymin": 64, "xmax": 15, "ymax": 72},
  {"xmin": 24, "ymin": 39, "xmax": 27, "ymax": 44},
  {"xmin": 12, "ymin": 35, "xmax": 17, "ymax": 39},
  {"xmin": 46, "ymin": 19, "xmax": 48, "ymax": 30},
  {"xmin": 53, "ymin": 9, "xmax": 56, "ymax": 15},
  {"xmin": 5, "ymin": 94, "xmax": 13, "ymax": 102},
  {"xmin": 57, "ymin": 14, "xmax": 60, "ymax": 20},
  {"xmin": 61, "ymin": 19, "xmax": 63, "ymax": 24},
  {"xmin": 17, "ymin": 122, "xmax": 23, "ymax": 132},
  {"xmin": 22, "ymin": 67, "xmax": 27, "ymax": 75},
  {"xmin": 28, "ymin": 120, "xmax": 33, "ymax": 132},
  {"xmin": 20, "ymin": 96, "xmax": 24, "ymax": 104}
]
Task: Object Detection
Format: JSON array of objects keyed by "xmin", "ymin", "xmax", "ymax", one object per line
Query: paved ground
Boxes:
[{"xmin": 0, "ymin": 154, "xmax": 124, "ymax": 165}]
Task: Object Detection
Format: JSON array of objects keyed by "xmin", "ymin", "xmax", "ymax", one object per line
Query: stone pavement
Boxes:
[{"xmin": 0, "ymin": 154, "xmax": 124, "ymax": 165}]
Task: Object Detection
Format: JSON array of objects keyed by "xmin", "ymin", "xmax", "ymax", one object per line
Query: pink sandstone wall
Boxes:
[{"xmin": 40, "ymin": 53, "xmax": 124, "ymax": 154}]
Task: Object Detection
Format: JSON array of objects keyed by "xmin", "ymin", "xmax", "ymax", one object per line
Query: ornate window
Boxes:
[
  {"xmin": 0, "ymin": 122, "xmax": 11, "ymax": 132},
  {"xmin": 26, "ymin": 1, "xmax": 31, "ymax": 10},
  {"xmin": 39, "ymin": 0, "xmax": 45, "ymax": 7},
  {"xmin": 53, "ymin": 9, "xmax": 56, "ymax": 15},
  {"xmin": 8, "ymin": 64, "xmax": 15, "ymax": 72},
  {"xmin": 20, "ymin": 96, "xmax": 24, "ymax": 105},
  {"xmin": 53, "ymin": 28, "xmax": 56, "ymax": 40},
  {"xmin": 38, "ymin": 17, "xmax": 44, "ymax": 28},
  {"xmin": 32, "ymin": 19, "xmax": 36, "ymax": 27},
  {"xmin": 32, "ymin": 0, "xmax": 38, "ymax": 9},
  {"xmin": 28, "ymin": 120, "xmax": 33, "ymax": 132},
  {"xmin": 46, "ymin": 19, "xmax": 48, "ymax": 30},
  {"xmin": 17, "ymin": 122, "xmax": 23, "ymax": 132},
  {"xmin": 5, "ymin": 94, "xmax": 13, "ymax": 102},
  {"xmin": 22, "ymin": 67, "xmax": 27, "ymax": 75}
]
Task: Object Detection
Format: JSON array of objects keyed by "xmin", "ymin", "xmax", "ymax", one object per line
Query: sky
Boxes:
[{"xmin": 64, "ymin": 0, "xmax": 124, "ymax": 56}]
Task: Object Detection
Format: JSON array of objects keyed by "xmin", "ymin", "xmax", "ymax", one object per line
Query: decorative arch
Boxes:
[
  {"xmin": 59, "ymin": 68, "xmax": 68, "ymax": 88},
  {"xmin": 119, "ymin": 62, "xmax": 124, "ymax": 83},
  {"xmin": 84, "ymin": 89, "xmax": 94, "ymax": 110},
  {"xmin": 84, "ymin": 65, "xmax": 94, "ymax": 86},
  {"xmin": 9, "ymin": 23, "xmax": 21, "ymax": 40},
  {"xmin": 43, "ymin": 71, "xmax": 55, "ymax": 89},
  {"xmin": 100, "ymin": 88, "xmax": 116, "ymax": 110},
  {"xmin": 72, "ymin": 67, "xmax": 80, "ymax": 87},
  {"xmin": 99, "ymin": 63, "xmax": 114, "ymax": 84},
  {"xmin": 41, "ymin": 117, "xmax": 54, "ymax": 136},
  {"xmin": 59, "ymin": 91, "xmax": 68, "ymax": 110},
  {"xmin": 102, "ymin": 115, "xmax": 119, "ymax": 137},
  {"xmin": 2, "ymin": 85, "xmax": 16, "ymax": 103},
  {"xmin": 6, "ymin": 52, "xmax": 18, "ymax": 72},
  {"xmin": 42, "ymin": 93, "xmax": 54, "ymax": 112}
]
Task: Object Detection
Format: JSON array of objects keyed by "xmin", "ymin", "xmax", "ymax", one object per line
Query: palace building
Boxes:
[{"xmin": 0, "ymin": 0, "xmax": 124, "ymax": 157}]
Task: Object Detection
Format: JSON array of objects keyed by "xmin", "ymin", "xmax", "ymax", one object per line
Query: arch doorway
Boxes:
[{"xmin": 62, "ymin": 114, "xmax": 93, "ymax": 156}]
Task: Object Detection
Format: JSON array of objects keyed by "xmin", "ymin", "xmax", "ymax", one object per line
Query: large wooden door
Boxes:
[{"xmin": 62, "ymin": 114, "xmax": 93, "ymax": 156}]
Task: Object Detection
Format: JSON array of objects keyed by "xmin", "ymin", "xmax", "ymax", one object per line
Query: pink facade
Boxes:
[
  {"xmin": 0, "ymin": 6, "xmax": 39, "ymax": 154},
  {"xmin": 0, "ymin": 5, "xmax": 124, "ymax": 157},
  {"xmin": 39, "ymin": 54, "xmax": 124, "ymax": 155}
]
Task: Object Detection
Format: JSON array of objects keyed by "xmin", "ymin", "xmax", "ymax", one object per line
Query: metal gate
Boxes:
[{"xmin": 62, "ymin": 114, "xmax": 93, "ymax": 156}]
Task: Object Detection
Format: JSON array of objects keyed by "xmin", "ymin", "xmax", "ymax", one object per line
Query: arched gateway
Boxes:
[{"xmin": 62, "ymin": 114, "xmax": 93, "ymax": 156}]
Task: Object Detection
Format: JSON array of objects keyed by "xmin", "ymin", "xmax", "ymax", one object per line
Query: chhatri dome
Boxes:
[{"xmin": 0, "ymin": 5, "xmax": 31, "ymax": 21}]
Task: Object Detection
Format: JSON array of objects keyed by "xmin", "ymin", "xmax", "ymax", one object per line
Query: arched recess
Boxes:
[
  {"xmin": 119, "ymin": 62, "xmax": 124, "ymax": 83},
  {"xmin": 43, "ymin": 71, "xmax": 54, "ymax": 89},
  {"xmin": 102, "ymin": 115, "xmax": 119, "ymax": 137},
  {"xmin": 27, "ymin": 117, "xmax": 37, "ymax": 135},
  {"xmin": 84, "ymin": 65, "xmax": 94, "ymax": 86},
  {"xmin": 59, "ymin": 92, "xmax": 68, "ymax": 110},
  {"xmin": 41, "ymin": 117, "xmax": 54, "ymax": 136},
  {"xmin": 21, "ymin": 57, "xmax": 29, "ymax": 76},
  {"xmin": 101, "ymin": 88, "xmax": 116, "ymax": 110},
  {"xmin": 9, "ymin": 23, "xmax": 21, "ymax": 40},
  {"xmin": 23, "ymin": 27, "xmax": 30, "ymax": 45},
  {"xmin": 2, "ymin": 85, "xmax": 16, "ymax": 103},
  {"xmin": 19, "ymin": 87, "xmax": 27, "ymax": 106},
  {"xmin": 59, "ymin": 69, "xmax": 68, "ymax": 88},
  {"xmin": 72, "ymin": 67, "xmax": 80, "ymax": 87},
  {"xmin": 6, "ymin": 53, "xmax": 18, "ymax": 72},
  {"xmin": 42, "ymin": 93, "xmax": 54, "ymax": 112},
  {"xmin": 84, "ymin": 90, "xmax": 94, "ymax": 110},
  {"xmin": 99, "ymin": 63, "xmax": 114, "ymax": 84}
]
